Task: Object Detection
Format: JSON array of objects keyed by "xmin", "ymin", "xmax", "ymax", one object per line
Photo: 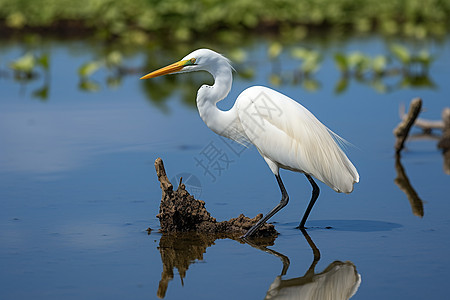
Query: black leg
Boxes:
[
  {"xmin": 299, "ymin": 228, "xmax": 321, "ymax": 278},
  {"xmin": 298, "ymin": 174, "xmax": 320, "ymax": 229},
  {"xmin": 242, "ymin": 174, "xmax": 289, "ymax": 239}
]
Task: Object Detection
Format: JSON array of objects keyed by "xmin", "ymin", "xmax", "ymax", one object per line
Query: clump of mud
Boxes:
[{"xmin": 154, "ymin": 158, "xmax": 278, "ymax": 238}]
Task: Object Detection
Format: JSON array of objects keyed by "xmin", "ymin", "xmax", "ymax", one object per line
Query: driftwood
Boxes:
[
  {"xmin": 437, "ymin": 108, "xmax": 450, "ymax": 174},
  {"xmin": 399, "ymin": 102, "xmax": 444, "ymax": 132},
  {"xmin": 394, "ymin": 98, "xmax": 422, "ymax": 154},
  {"xmin": 154, "ymin": 157, "xmax": 278, "ymax": 238},
  {"xmin": 437, "ymin": 108, "xmax": 450, "ymax": 149},
  {"xmin": 396, "ymin": 99, "xmax": 450, "ymax": 173}
]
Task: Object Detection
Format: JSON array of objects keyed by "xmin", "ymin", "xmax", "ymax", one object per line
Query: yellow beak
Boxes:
[{"xmin": 140, "ymin": 59, "xmax": 190, "ymax": 80}]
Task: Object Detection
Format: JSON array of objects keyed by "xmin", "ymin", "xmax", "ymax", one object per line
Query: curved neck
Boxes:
[{"xmin": 196, "ymin": 63, "xmax": 235, "ymax": 138}]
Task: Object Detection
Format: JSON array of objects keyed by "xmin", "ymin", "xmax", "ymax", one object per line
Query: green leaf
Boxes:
[
  {"xmin": 9, "ymin": 53, "xmax": 36, "ymax": 73},
  {"xmin": 334, "ymin": 77, "xmax": 348, "ymax": 94},
  {"xmin": 334, "ymin": 53, "xmax": 348, "ymax": 72},
  {"xmin": 372, "ymin": 55, "xmax": 388, "ymax": 74},
  {"xmin": 371, "ymin": 79, "xmax": 387, "ymax": 93},
  {"xmin": 78, "ymin": 61, "xmax": 102, "ymax": 77},
  {"xmin": 32, "ymin": 85, "xmax": 49, "ymax": 100},
  {"xmin": 36, "ymin": 53, "xmax": 50, "ymax": 70},
  {"xmin": 229, "ymin": 49, "xmax": 247, "ymax": 64},
  {"xmin": 390, "ymin": 44, "xmax": 411, "ymax": 64},
  {"xmin": 79, "ymin": 79, "xmax": 101, "ymax": 92},
  {"xmin": 291, "ymin": 48, "xmax": 321, "ymax": 74},
  {"xmin": 105, "ymin": 51, "xmax": 122, "ymax": 68},
  {"xmin": 291, "ymin": 47, "xmax": 309, "ymax": 60},
  {"xmin": 301, "ymin": 55, "xmax": 321, "ymax": 74},
  {"xmin": 416, "ymin": 50, "xmax": 433, "ymax": 67},
  {"xmin": 269, "ymin": 74, "xmax": 282, "ymax": 86},
  {"xmin": 401, "ymin": 74, "xmax": 435, "ymax": 89},
  {"xmin": 268, "ymin": 42, "xmax": 283, "ymax": 60},
  {"xmin": 302, "ymin": 78, "xmax": 320, "ymax": 92},
  {"xmin": 348, "ymin": 52, "xmax": 370, "ymax": 72}
]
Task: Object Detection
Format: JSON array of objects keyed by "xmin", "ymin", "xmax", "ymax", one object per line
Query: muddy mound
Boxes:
[{"xmin": 154, "ymin": 158, "xmax": 277, "ymax": 238}]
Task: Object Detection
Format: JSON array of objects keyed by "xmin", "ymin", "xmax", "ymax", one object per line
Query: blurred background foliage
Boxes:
[
  {"xmin": 1, "ymin": 0, "xmax": 449, "ymax": 43},
  {"xmin": 0, "ymin": 0, "xmax": 447, "ymax": 104},
  {"xmin": 3, "ymin": 41, "xmax": 436, "ymax": 105}
]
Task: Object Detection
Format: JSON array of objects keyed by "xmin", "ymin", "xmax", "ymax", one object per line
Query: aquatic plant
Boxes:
[
  {"xmin": 1, "ymin": 42, "xmax": 438, "ymax": 101},
  {"xmin": 9, "ymin": 52, "xmax": 49, "ymax": 79}
]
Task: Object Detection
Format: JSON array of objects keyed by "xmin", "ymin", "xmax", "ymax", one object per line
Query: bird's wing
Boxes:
[{"xmin": 235, "ymin": 86, "xmax": 359, "ymax": 193}]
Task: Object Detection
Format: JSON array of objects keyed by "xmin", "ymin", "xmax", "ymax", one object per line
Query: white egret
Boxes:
[{"xmin": 141, "ymin": 49, "xmax": 359, "ymax": 238}]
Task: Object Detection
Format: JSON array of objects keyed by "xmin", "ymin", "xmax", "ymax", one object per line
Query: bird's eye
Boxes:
[{"xmin": 190, "ymin": 58, "xmax": 196, "ymax": 64}]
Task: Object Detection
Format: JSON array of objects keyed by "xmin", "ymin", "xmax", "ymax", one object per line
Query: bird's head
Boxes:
[{"xmin": 140, "ymin": 49, "xmax": 230, "ymax": 80}]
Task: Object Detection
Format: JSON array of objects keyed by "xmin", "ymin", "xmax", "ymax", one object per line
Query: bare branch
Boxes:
[
  {"xmin": 394, "ymin": 98, "xmax": 422, "ymax": 154},
  {"xmin": 438, "ymin": 108, "xmax": 450, "ymax": 174},
  {"xmin": 399, "ymin": 102, "xmax": 444, "ymax": 132}
]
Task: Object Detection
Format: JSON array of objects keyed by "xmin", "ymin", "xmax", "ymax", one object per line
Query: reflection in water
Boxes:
[
  {"xmin": 334, "ymin": 71, "xmax": 436, "ymax": 95},
  {"xmin": 1, "ymin": 43, "xmax": 438, "ymax": 103},
  {"xmin": 156, "ymin": 233, "xmax": 216, "ymax": 298},
  {"xmin": 394, "ymin": 154, "xmax": 424, "ymax": 217},
  {"xmin": 5, "ymin": 52, "xmax": 51, "ymax": 100},
  {"xmin": 141, "ymin": 74, "xmax": 211, "ymax": 111},
  {"xmin": 156, "ymin": 233, "xmax": 276, "ymax": 298},
  {"xmin": 251, "ymin": 230, "xmax": 361, "ymax": 300},
  {"xmin": 155, "ymin": 231, "xmax": 360, "ymax": 299},
  {"xmin": 444, "ymin": 150, "xmax": 450, "ymax": 175}
]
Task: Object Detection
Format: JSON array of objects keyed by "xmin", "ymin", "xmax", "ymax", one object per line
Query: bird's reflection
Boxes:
[
  {"xmin": 394, "ymin": 153, "xmax": 424, "ymax": 217},
  {"xmin": 249, "ymin": 230, "xmax": 361, "ymax": 300},
  {"xmin": 154, "ymin": 230, "xmax": 360, "ymax": 299}
]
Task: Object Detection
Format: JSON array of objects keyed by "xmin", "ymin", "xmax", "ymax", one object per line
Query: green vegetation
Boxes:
[
  {"xmin": 1, "ymin": 1, "xmax": 444, "ymax": 103},
  {"xmin": 1, "ymin": 0, "xmax": 449, "ymax": 43},
  {"xmin": 2, "ymin": 42, "xmax": 435, "ymax": 103},
  {"xmin": 78, "ymin": 51, "xmax": 124, "ymax": 91},
  {"xmin": 332, "ymin": 45, "xmax": 435, "ymax": 93},
  {"xmin": 9, "ymin": 52, "xmax": 48, "ymax": 78}
]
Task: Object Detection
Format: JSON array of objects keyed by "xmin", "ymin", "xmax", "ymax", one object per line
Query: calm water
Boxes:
[{"xmin": 1, "ymin": 36, "xmax": 450, "ymax": 299}]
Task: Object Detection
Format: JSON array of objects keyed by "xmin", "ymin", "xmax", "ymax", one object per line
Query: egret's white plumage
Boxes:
[
  {"xmin": 141, "ymin": 48, "xmax": 359, "ymax": 238},
  {"xmin": 235, "ymin": 86, "xmax": 358, "ymax": 193}
]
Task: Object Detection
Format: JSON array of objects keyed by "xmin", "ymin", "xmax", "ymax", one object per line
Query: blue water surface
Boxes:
[{"xmin": 1, "ymin": 36, "xmax": 450, "ymax": 299}]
